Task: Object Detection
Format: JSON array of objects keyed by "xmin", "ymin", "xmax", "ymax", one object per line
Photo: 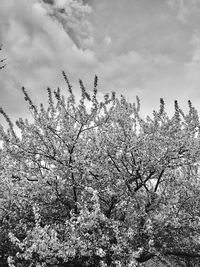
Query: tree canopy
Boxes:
[{"xmin": 0, "ymin": 73, "xmax": 200, "ymax": 267}]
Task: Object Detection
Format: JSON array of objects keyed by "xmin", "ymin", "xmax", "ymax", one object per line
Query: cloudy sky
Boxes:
[{"xmin": 1, "ymin": 0, "xmax": 200, "ymax": 125}]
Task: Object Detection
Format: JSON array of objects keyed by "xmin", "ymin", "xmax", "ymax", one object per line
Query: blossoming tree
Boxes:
[{"xmin": 1, "ymin": 73, "xmax": 200, "ymax": 266}]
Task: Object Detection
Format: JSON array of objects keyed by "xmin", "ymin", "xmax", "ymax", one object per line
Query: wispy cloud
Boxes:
[
  {"xmin": 167, "ymin": 0, "xmax": 200, "ymax": 23},
  {"xmin": 190, "ymin": 31, "xmax": 200, "ymax": 63},
  {"xmin": 40, "ymin": 0, "xmax": 93, "ymax": 49},
  {"xmin": 0, "ymin": 0, "xmax": 96, "ymax": 125}
]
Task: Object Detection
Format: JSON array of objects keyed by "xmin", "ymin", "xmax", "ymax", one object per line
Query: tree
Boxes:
[
  {"xmin": 0, "ymin": 46, "xmax": 6, "ymax": 69},
  {"xmin": 0, "ymin": 73, "xmax": 200, "ymax": 266}
]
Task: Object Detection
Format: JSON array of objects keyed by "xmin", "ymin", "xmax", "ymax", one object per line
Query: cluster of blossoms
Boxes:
[{"xmin": 8, "ymin": 189, "xmax": 139, "ymax": 267}]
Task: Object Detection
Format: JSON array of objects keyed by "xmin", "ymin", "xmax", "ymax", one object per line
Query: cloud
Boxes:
[
  {"xmin": 1, "ymin": 0, "xmax": 200, "ymax": 128},
  {"xmin": 190, "ymin": 31, "xmax": 200, "ymax": 63},
  {"xmin": 0, "ymin": 0, "xmax": 97, "ymax": 127},
  {"xmin": 104, "ymin": 36, "xmax": 111, "ymax": 46},
  {"xmin": 40, "ymin": 0, "xmax": 94, "ymax": 49},
  {"xmin": 43, "ymin": 0, "xmax": 55, "ymax": 4},
  {"xmin": 167, "ymin": 0, "xmax": 200, "ymax": 23},
  {"xmin": 183, "ymin": 31, "xmax": 200, "ymax": 102}
]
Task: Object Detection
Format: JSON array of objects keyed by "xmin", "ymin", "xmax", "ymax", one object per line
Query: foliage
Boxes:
[
  {"xmin": 0, "ymin": 73, "xmax": 200, "ymax": 266},
  {"xmin": 0, "ymin": 45, "xmax": 6, "ymax": 69}
]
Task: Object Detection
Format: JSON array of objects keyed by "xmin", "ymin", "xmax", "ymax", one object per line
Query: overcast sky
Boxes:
[{"xmin": 1, "ymin": 0, "xmax": 200, "ymax": 125}]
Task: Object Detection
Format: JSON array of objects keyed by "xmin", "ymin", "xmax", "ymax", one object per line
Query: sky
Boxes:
[{"xmin": 1, "ymin": 0, "xmax": 200, "ymax": 126}]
